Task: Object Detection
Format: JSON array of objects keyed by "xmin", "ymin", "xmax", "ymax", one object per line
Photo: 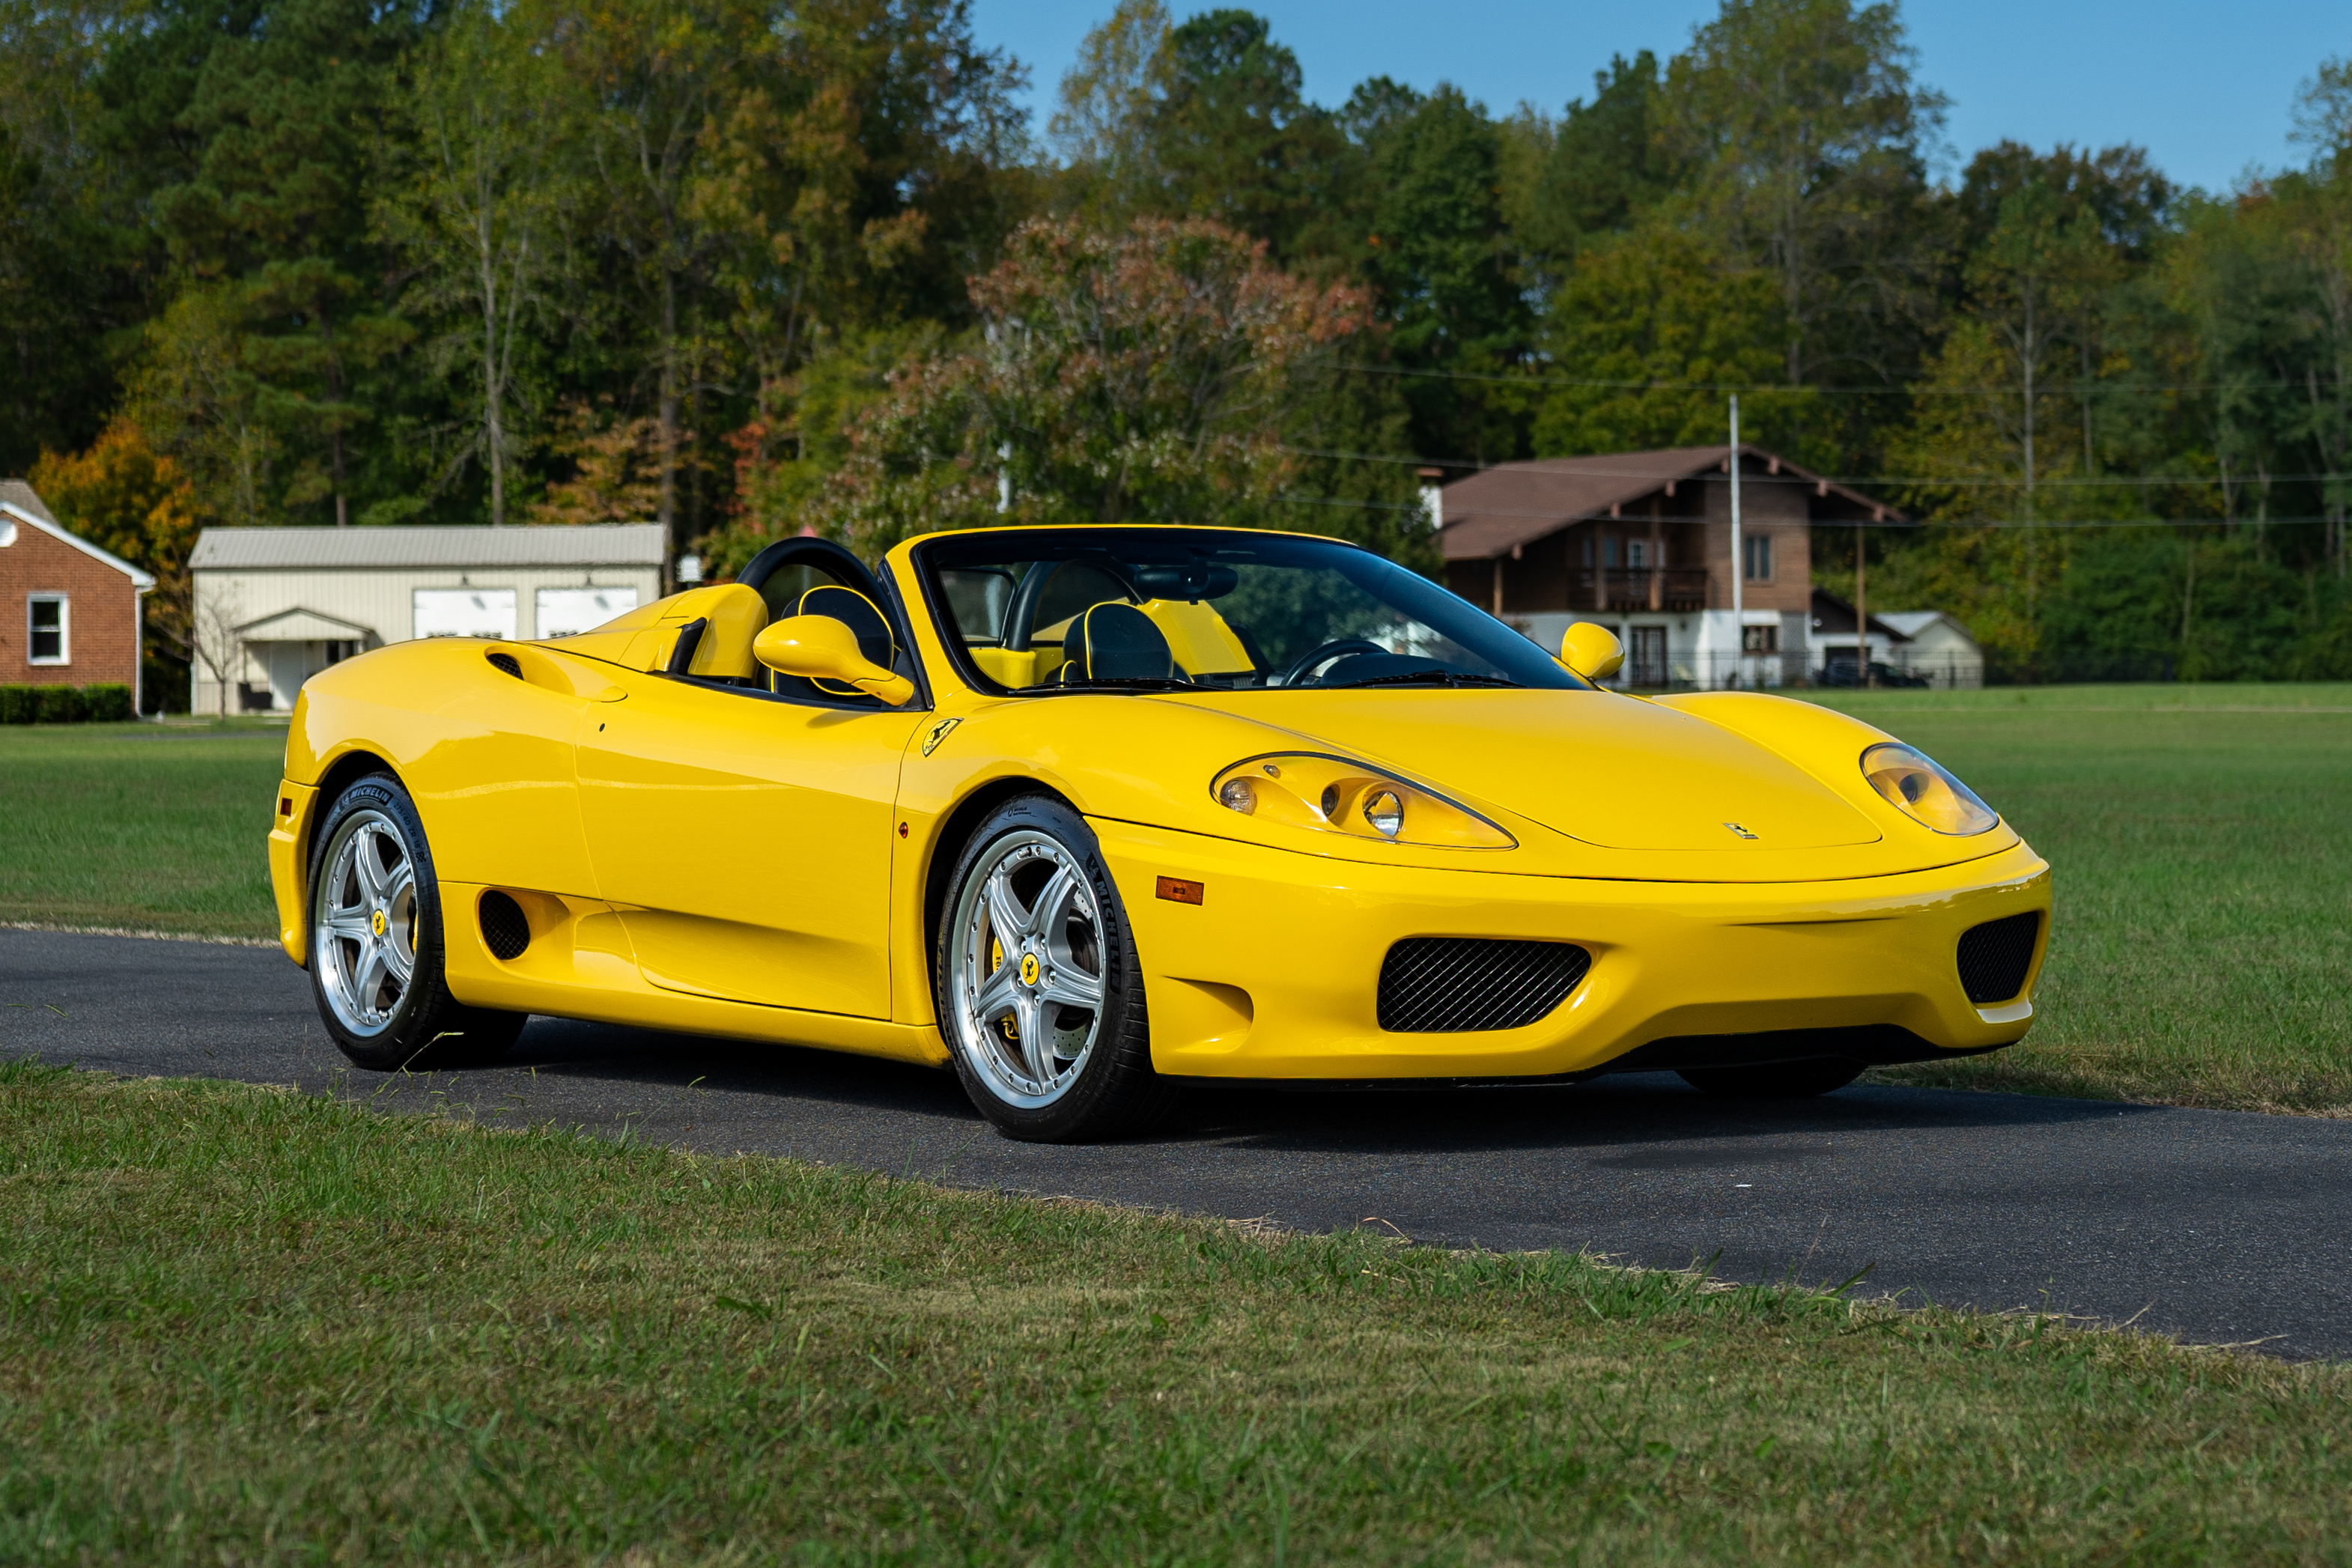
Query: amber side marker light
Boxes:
[
  {"xmin": 278, "ymin": 797, "xmax": 293, "ymax": 818},
  {"xmin": 1155, "ymin": 876, "xmax": 1205, "ymax": 905}
]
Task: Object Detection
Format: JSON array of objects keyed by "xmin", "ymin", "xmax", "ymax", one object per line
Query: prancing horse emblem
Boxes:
[
  {"xmin": 1019, "ymin": 952, "xmax": 1040, "ymax": 986},
  {"xmin": 1723, "ymin": 821, "xmax": 1758, "ymax": 840},
  {"xmin": 922, "ymin": 717, "xmax": 961, "ymax": 756}
]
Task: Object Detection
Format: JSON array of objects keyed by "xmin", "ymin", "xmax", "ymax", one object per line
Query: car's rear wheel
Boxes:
[
  {"xmin": 938, "ymin": 795, "xmax": 1167, "ymax": 1141},
  {"xmin": 1677, "ymin": 1059, "xmax": 1864, "ymax": 1098},
  {"xmin": 308, "ymin": 773, "xmax": 524, "ymax": 1072}
]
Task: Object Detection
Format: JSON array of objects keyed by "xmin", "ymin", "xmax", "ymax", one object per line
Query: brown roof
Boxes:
[{"xmin": 1438, "ymin": 446, "xmax": 1901, "ymax": 561}]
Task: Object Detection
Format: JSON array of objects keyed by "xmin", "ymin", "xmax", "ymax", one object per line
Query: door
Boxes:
[
  {"xmin": 1627, "ymin": 626, "xmax": 1668, "ymax": 687},
  {"xmin": 577, "ymin": 675, "xmax": 925, "ymax": 1018},
  {"xmin": 267, "ymin": 642, "xmax": 311, "ymax": 711}
]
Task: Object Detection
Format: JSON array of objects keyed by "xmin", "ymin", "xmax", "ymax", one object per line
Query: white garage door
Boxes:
[
  {"xmin": 413, "ymin": 589, "xmax": 517, "ymax": 639},
  {"xmin": 535, "ymin": 586, "xmax": 641, "ymax": 639}
]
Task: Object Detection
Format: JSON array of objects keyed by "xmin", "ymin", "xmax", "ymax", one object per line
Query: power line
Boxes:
[
  {"xmin": 1275, "ymin": 491, "xmax": 2344, "ymax": 530},
  {"xmin": 1334, "ymin": 360, "xmax": 2337, "ymax": 398},
  {"xmin": 1277, "ymin": 444, "xmax": 2351, "ymax": 492}
]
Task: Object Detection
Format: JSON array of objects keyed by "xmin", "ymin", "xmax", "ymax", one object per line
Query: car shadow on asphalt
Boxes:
[{"xmin": 467, "ymin": 1015, "xmax": 2157, "ymax": 1158}]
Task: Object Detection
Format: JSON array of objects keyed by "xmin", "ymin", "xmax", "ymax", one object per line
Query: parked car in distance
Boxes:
[{"xmin": 1817, "ymin": 657, "xmax": 1932, "ymax": 690}]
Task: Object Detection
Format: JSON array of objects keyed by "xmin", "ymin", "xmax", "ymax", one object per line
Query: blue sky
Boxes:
[{"xmin": 968, "ymin": 0, "xmax": 2349, "ymax": 194}]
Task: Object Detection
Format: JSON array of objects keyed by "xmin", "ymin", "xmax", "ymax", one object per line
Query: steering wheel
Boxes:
[{"xmin": 1279, "ymin": 638, "xmax": 1390, "ymax": 687}]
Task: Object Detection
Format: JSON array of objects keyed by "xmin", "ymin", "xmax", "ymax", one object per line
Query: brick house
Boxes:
[
  {"xmin": 0, "ymin": 481, "xmax": 156, "ymax": 707},
  {"xmin": 1437, "ymin": 446, "xmax": 1905, "ymax": 688}
]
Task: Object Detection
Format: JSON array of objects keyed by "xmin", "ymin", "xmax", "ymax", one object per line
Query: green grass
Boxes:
[
  {"xmin": 0, "ymin": 720, "xmax": 285, "ymax": 939},
  {"xmin": 1799, "ymin": 684, "xmax": 2352, "ymax": 1115},
  {"xmin": 1, "ymin": 1062, "xmax": 2346, "ymax": 1566}
]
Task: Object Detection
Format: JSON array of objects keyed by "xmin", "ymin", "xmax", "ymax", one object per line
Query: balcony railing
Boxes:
[{"xmin": 1575, "ymin": 567, "xmax": 1709, "ymax": 613}]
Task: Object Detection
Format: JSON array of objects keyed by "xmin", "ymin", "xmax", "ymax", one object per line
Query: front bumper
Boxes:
[{"xmin": 1094, "ymin": 819, "xmax": 2049, "ymax": 1081}]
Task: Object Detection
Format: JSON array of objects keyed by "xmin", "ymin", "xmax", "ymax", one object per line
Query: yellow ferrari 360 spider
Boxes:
[{"xmin": 267, "ymin": 525, "xmax": 2049, "ymax": 1140}]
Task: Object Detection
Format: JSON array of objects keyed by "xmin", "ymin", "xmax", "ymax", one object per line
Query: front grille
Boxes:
[
  {"xmin": 1378, "ymin": 938, "xmax": 1590, "ymax": 1033},
  {"xmin": 1957, "ymin": 912, "xmax": 2040, "ymax": 1004},
  {"xmin": 479, "ymin": 891, "xmax": 532, "ymax": 961},
  {"xmin": 486, "ymin": 651, "xmax": 522, "ymax": 679}
]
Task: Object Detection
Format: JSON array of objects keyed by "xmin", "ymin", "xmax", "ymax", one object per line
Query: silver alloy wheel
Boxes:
[
  {"xmin": 314, "ymin": 809, "xmax": 419, "ymax": 1038},
  {"xmin": 946, "ymin": 830, "xmax": 1108, "ymax": 1108}
]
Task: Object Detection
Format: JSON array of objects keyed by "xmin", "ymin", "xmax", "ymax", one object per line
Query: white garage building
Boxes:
[{"xmin": 190, "ymin": 524, "xmax": 666, "ymax": 714}]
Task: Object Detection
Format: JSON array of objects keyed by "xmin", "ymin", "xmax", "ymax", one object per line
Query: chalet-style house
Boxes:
[{"xmin": 1438, "ymin": 446, "xmax": 1906, "ymax": 688}]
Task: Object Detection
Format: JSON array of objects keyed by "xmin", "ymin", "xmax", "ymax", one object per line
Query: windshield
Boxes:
[{"xmin": 912, "ymin": 528, "xmax": 1587, "ymax": 695}]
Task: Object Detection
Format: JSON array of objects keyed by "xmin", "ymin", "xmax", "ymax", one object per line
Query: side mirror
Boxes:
[
  {"xmin": 753, "ymin": 616, "xmax": 916, "ymax": 707},
  {"xmin": 1559, "ymin": 622, "xmax": 1624, "ymax": 681}
]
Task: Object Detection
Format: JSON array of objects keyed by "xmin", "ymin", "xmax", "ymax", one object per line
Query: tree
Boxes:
[
  {"xmin": 803, "ymin": 216, "xmax": 1369, "ymax": 556},
  {"xmin": 140, "ymin": 0, "xmax": 424, "ymax": 527},
  {"xmin": 1662, "ymin": 0, "xmax": 1945, "ymax": 407},
  {"xmin": 1499, "ymin": 51, "xmax": 1676, "ymax": 297},
  {"xmin": 1048, "ymin": 6, "xmax": 1341, "ymax": 266},
  {"xmin": 1048, "ymin": 0, "xmax": 1170, "ymax": 224},
  {"xmin": 1531, "ymin": 221, "xmax": 1819, "ymax": 457},
  {"xmin": 376, "ymin": 0, "xmax": 577, "ymax": 526},
  {"xmin": 1343, "ymin": 81, "xmax": 1530, "ymax": 464},
  {"xmin": 28, "ymin": 419, "xmax": 203, "ymax": 707}
]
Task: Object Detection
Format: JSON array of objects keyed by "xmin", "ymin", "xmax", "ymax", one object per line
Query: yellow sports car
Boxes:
[{"xmin": 268, "ymin": 526, "xmax": 2049, "ymax": 1140}]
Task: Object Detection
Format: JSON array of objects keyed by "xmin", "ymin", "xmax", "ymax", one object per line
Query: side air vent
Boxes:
[
  {"xmin": 1956, "ymin": 912, "xmax": 2040, "ymax": 1004},
  {"xmin": 479, "ymin": 890, "xmax": 532, "ymax": 961},
  {"xmin": 486, "ymin": 651, "xmax": 523, "ymax": 679},
  {"xmin": 1377, "ymin": 938, "xmax": 1591, "ymax": 1033}
]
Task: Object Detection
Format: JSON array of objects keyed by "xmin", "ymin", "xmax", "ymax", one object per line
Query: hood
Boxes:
[{"xmin": 1163, "ymin": 688, "xmax": 1880, "ymax": 852}]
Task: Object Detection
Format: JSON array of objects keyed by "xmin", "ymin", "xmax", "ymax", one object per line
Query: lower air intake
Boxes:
[
  {"xmin": 479, "ymin": 890, "xmax": 532, "ymax": 961},
  {"xmin": 1956, "ymin": 912, "xmax": 2040, "ymax": 1004},
  {"xmin": 1378, "ymin": 938, "xmax": 1590, "ymax": 1033}
]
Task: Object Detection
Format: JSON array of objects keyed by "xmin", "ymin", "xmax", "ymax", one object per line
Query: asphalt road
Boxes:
[{"xmin": 6, "ymin": 926, "xmax": 2348, "ymax": 1359}]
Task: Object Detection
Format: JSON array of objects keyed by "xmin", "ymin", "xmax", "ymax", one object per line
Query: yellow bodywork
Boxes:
[{"xmin": 268, "ymin": 528, "xmax": 2049, "ymax": 1082}]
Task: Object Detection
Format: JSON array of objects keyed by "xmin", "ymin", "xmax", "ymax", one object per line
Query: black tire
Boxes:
[
  {"xmin": 305, "ymin": 772, "xmax": 525, "ymax": 1072},
  {"xmin": 935, "ymin": 794, "xmax": 1171, "ymax": 1141},
  {"xmin": 1677, "ymin": 1058, "xmax": 1865, "ymax": 1099}
]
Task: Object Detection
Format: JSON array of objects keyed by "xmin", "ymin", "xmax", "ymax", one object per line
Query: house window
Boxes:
[
  {"xmin": 1742, "ymin": 624, "xmax": 1779, "ymax": 654},
  {"xmin": 1626, "ymin": 539, "xmax": 1653, "ymax": 569},
  {"xmin": 1742, "ymin": 534, "xmax": 1774, "ymax": 581},
  {"xmin": 27, "ymin": 595, "xmax": 67, "ymax": 664}
]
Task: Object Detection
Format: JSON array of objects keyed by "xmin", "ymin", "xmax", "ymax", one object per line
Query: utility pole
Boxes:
[
  {"xmin": 1855, "ymin": 523, "xmax": 1870, "ymax": 690},
  {"xmin": 1728, "ymin": 395, "xmax": 1742, "ymax": 690}
]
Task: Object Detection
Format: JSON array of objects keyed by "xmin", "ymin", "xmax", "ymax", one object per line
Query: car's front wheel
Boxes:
[
  {"xmin": 937, "ymin": 795, "xmax": 1167, "ymax": 1141},
  {"xmin": 1677, "ymin": 1059, "xmax": 1864, "ymax": 1098},
  {"xmin": 308, "ymin": 772, "xmax": 524, "ymax": 1072}
]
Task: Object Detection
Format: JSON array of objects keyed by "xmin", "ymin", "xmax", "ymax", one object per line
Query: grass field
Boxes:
[
  {"xmin": 2, "ymin": 686, "xmax": 2348, "ymax": 1113},
  {"xmin": 0, "ymin": 720, "xmax": 284, "ymax": 940},
  {"xmin": 1, "ymin": 1061, "xmax": 2347, "ymax": 1566}
]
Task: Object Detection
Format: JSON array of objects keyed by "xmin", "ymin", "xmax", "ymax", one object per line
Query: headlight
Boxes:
[
  {"xmin": 1861, "ymin": 742, "xmax": 1998, "ymax": 836},
  {"xmin": 1210, "ymin": 754, "xmax": 1515, "ymax": 848}
]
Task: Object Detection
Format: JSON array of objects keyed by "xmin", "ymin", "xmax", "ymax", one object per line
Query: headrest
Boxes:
[
  {"xmin": 661, "ymin": 583, "xmax": 765, "ymax": 680},
  {"xmin": 1063, "ymin": 601, "xmax": 1173, "ymax": 683},
  {"xmin": 794, "ymin": 584, "xmax": 897, "ymax": 696}
]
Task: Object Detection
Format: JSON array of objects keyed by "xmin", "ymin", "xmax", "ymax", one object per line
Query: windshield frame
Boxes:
[{"xmin": 907, "ymin": 525, "xmax": 1591, "ymax": 698}]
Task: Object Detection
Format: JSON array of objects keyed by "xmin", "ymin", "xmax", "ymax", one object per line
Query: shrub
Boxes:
[{"xmin": 0, "ymin": 684, "xmax": 133, "ymax": 723}]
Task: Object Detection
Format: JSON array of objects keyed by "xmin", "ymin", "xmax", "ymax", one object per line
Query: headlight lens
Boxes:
[
  {"xmin": 1862, "ymin": 742, "xmax": 1998, "ymax": 835},
  {"xmin": 1210, "ymin": 754, "xmax": 1514, "ymax": 848}
]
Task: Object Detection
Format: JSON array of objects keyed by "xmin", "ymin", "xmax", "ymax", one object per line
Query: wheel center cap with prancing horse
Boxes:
[
  {"xmin": 371, "ymin": 908, "xmax": 388, "ymax": 937},
  {"xmin": 1019, "ymin": 952, "xmax": 1040, "ymax": 987}
]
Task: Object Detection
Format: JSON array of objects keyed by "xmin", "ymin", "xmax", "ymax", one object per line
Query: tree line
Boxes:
[{"xmin": 4, "ymin": 0, "xmax": 2350, "ymax": 699}]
